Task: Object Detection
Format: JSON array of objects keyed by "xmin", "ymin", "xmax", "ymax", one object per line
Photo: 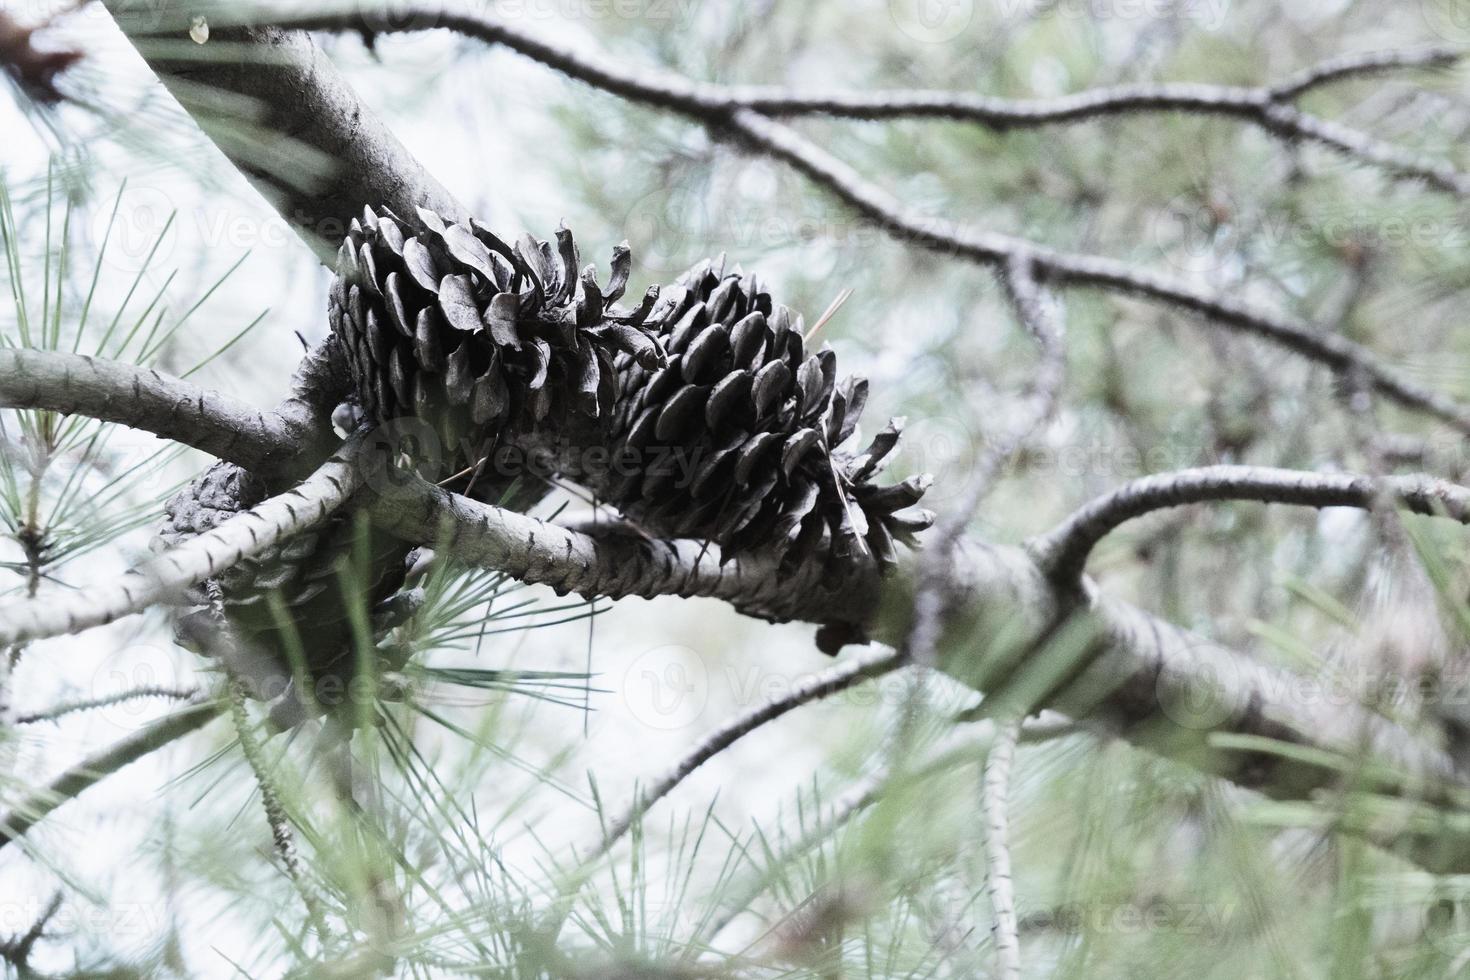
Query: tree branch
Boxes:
[
  {"xmin": 197, "ymin": 7, "xmax": 1470, "ymax": 435},
  {"xmin": 0, "ymin": 348, "xmax": 309, "ymax": 472},
  {"xmin": 982, "ymin": 718, "xmax": 1022, "ymax": 980},
  {"xmin": 375, "ymin": 467, "xmax": 1470, "ymax": 869},
  {"xmin": 1029, "ymin": 465, "xmax": 1470, "ymax": 585},
  {"xmin": 720, "ymin": 108, "xmax": 1470, "ymax": 435},
  {"xmin": 14, "ymin": 685, "xmax": 199, "ymax": 725},
  {"xmin": 102, "ymin": 0, "xmax": 466, "ymax": 263},
  {"xmin": 1269, "ymin": 44, "xmax": 1464, "ymax": 101},
  {"xmin": 0, "ymin": 435, "xmax": 365, "ymax": 647},
  {"xmin": 7, "ymin": 351, "xmax": 1467, "ymax": 866},
  {"xmin": 596, "ymin": 646, "xmax": 902, "ymax": 857},
  {"xmin": 224, "ymin": 8, "xmax": 1468, "ymax": 194},
  {"xmin": 0, "ymin": 698, "xmax": 222, "ymax": 851}
]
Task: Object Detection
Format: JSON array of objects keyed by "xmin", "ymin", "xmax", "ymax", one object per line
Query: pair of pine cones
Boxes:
[{"xmin": 163, "ymin": 207, "xmax": 934, "ymax": 713}]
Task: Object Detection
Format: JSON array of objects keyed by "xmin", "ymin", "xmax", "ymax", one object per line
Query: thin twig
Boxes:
[
  {"xmin": 15, "ymin": 686, "xmax": 199, "ymax": 725},
  {"xmin": 533, "ymin": 646, "xmax": 903, "ymax": 947},
  {"xmin": 907, "ymin": 252, "xmax": 1066, "ymax": 670},
  {"xmin": 1029, "ymin": 465, "xmax": 1470, "ymax": 585},
  {"xmin": 228, "ymin": 684, "xmax": 333, "ymax": 941},
  {"xmin": 597, "ymin": 646, "xmax": 902, "ymax": 855},
  {"xmin": 220, "ymin": 8, "xmax": 1468, "ymax": 193},
  {"xmin": 705, "ymin": 718, "xmax": 1073, "ymax": 945},
  {"xmin": 0, "ymin": 699, "xmax": 222, "ymax": 851},
  {"xmin": 1269, "ymin": 45, "xmax": 1464, "ymax": 101},
  {"xmin": 982, "ymin": 717, "xmax": 1022, "ymax": 980}
]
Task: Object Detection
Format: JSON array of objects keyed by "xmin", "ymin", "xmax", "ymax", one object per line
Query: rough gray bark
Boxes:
[
  {"xmin": 0, "ymin": 436, "xmax": 364, "ymax": 647},
  {"xmin": 0, "ymin": 348, "xmax": 304, "ymax": 471},
  {"xmin": 103, "ymin": 0, "xmax": 467, "ymax": 263}
]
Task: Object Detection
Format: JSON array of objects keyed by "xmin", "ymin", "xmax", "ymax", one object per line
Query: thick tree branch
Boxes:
[
  {"xmin": 1029, "ymin": 466, "xmax": 1470, "ymax": 585},
  {"xmin": 0, "ymin": 436, "xmax": 364, "ymax": 647},
  {"xmin": 375, "ymin": 466, "xmax": 1470, "ymax": 866},
  {"xmin": 6, "ymin": 354, "xmax": 1469, "ymax": 868},
  {"xmin": 0, "ymin": 348, "xmax": 309, "ymax": 471},
  {"xmin": 102, "ymin": 1, "xmax": 466, "ymax": 263}
]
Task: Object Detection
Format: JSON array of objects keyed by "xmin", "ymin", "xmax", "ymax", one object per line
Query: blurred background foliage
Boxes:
[{"xmin": 4, "ymin": 0, "xmax": 1470, "ymax": 976}]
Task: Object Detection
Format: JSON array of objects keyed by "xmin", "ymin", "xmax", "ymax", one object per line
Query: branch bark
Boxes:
[
  {"xmin": 0, "ymin": 435, "xmax": 364, "ymax": 647},
  {"xmin": 0, "ymin": 699, "xmax": 222, "ymax": 851},
  {"xmin": 0, "ymin": 348, "xmax": 305, "ymax": 471},
  {"xmin": 102, "ymin": 0, "xmax": 466, "ymax": 263},
  {"xmin": 210, "ymin": 8, "xmax": 1469, "ymax": 194},
  {"xmin": 192, "ymin": 6, "xmax": 1470, "ymax": 436},
  {"xmin": 8, "ymin": 353, "xmax": 1470, "ymax": 868},
  {"xmin": 1029, "ymin": 466, "xmax": 1470, "ymax": 585}
]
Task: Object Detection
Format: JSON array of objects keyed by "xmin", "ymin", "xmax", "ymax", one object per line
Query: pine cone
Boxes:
[
  {"xmin": 584, "ymin": 256, "xmax": 935, "ymax": 571},
  {"xmin": 329, "ymin": 205, "xmax": 667, "ymax": 498},
  {"xmin": 159, "ymin": 462, "xmax": 411, "ymax": 701},
  {"xmin": 331, "ymin": 206, "xmax": 933, "ymax": 574}
]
